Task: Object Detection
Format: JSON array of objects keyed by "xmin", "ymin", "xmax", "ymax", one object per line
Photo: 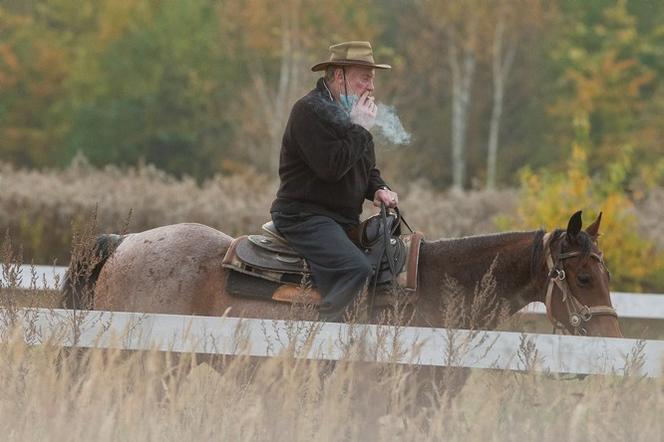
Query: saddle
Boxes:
[{"xmin": 222, "ymin": 210, "xmax": 424, "ymax": 308}]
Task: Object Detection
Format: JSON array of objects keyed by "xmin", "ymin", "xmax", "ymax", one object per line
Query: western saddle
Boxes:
[{"xmin": 222, "ymin": 209, "xmax": 424, "ymax": 307}]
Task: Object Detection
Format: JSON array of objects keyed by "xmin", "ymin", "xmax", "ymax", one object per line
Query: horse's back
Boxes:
[{"xmin": 95, "ymin": 223, "xmax": 233, "ymax": 314}]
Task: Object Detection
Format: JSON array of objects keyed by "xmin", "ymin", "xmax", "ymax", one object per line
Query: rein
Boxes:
[{"xmin": 541, "ymin": 232, "xmax": 617, "ymax": 335}]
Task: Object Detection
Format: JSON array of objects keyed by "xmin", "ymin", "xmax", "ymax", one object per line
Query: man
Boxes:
[{"xmin": 270, "ymin": 41, "xmax": 399, "ymax": 321}]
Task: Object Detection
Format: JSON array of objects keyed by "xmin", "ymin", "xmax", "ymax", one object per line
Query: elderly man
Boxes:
[{"xmin": 270, "ymin": 41, "xmax": 399, "ymax": 321}]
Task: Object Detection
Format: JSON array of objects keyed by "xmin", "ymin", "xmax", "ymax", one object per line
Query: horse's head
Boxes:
[{"xmin": 543, "ymin": 211, "xmax": 622, "ymax": 337}]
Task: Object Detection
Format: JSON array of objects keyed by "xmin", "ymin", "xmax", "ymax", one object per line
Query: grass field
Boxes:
[
  {"xmin": 1, "ymin": 272, "xmax": 663, "ymax": 441},
  {"xmin": 0, "ymin": 310, "xmax": 662, "ymax": 442}
]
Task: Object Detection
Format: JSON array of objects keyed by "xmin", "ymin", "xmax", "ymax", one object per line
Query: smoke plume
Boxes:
[{"xmin": 374, "ymin": 103, "xmax": 411, "ymax": 145}]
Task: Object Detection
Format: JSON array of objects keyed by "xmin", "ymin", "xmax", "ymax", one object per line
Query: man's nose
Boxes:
[{"xmin": 366, "ymin": 79, "xmax": 374, "ymax": 92}]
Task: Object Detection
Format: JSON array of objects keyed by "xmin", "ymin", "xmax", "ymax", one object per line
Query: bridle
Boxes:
[{"xmin": 542, "ymin": 231, "xmax": 617, "ymax": 335}]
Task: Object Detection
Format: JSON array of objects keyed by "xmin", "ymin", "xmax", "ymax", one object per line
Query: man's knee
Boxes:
[{"xmin": 352, "ymin": 253, "xmax": 373, "ymax": 280}]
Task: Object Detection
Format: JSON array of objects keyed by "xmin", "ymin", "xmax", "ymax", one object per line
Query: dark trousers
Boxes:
[{"xmin": 271, "ymin": 212, "xmax": 372, "ymax": 316}]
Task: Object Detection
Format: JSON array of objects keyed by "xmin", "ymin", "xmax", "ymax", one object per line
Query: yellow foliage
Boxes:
[{"xmin": 502, "ymin": 134, "xmax": 663, "ymax": 292}]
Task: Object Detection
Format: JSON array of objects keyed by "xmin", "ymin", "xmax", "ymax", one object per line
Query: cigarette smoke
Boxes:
[{"xmin": 374, "ymin": 103, "xmax": 411, "ymax": 145}]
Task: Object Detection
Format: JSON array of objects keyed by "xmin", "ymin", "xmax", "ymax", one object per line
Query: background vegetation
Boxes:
[
  {"xmin": 1, "ymin": 0, "xmax": 662, "ymax": 184},
  {"xmin": 1, "ymin": 0, "xmax": 663, "ymax": 290}
]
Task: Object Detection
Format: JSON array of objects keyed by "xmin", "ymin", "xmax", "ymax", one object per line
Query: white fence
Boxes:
[
  {"xmin": 1, "ymin": 308, "xmax": 662, "ymax": 378},
  {"xmin": 4, "ymin": 264, "xmax": 664, "ymax": 320}
]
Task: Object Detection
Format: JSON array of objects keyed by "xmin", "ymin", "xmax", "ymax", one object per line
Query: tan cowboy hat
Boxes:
[{"xmin": 311, "ymin": 41, "xmax": 391, "ymax": 72}]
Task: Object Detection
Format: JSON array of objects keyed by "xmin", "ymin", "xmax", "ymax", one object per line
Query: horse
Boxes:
[{"xmin": 61, "ymin": 210, "xmax": 622, "ymax": 337}]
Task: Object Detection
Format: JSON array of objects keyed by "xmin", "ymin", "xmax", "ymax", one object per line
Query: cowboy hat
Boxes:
[{"xmin": 311, "ymin": 41, "xmax": 391, "ymax": 72}]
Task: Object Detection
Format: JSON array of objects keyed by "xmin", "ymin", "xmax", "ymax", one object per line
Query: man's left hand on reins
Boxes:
[{"xmin": 373, "ymin": 188, "xmax": 398, "ymax": 209}]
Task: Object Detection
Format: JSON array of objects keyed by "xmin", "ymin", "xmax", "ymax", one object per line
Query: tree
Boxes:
[
  {"xmin": 414, "ymin": 0, "xmax": 496, "ymax": 191},
  {"xmin": 485, "ymin": 15, "xmax": 515, "ymax": 190},
  {"xmin": 0, "ymin": 4, "xmax": 73, "ymax": 167},
  {"xmin": 63, "ymin": 0, "xmax": 233, "ymax": 178},
  {"xmin": 222, "ymin": 0, "xmax": 384, "ymax": 174},
  {"xmin": 549, "ymin": 0, "xmax": 659, "ymax": 175},
  {"xmin": 485, "ymin": 0, "xmax": 550, "ymax": 189}
]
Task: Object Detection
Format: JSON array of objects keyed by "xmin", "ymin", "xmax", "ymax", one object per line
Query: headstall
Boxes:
[{"xmin": 541, "ymin": 232, "xmax": 617, "ymax": 335}]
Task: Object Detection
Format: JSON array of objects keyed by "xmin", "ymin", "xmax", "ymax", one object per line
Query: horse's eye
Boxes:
[{"xmin": 576, "ymin": 274, "xmax": 592, "ymax": 286}]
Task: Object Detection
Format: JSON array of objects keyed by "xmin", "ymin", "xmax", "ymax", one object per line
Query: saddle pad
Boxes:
[{"xmin": 226, "ymin": 270, "xmax": 322, "ymax": 305}]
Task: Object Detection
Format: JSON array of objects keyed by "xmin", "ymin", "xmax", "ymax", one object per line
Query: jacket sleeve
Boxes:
[
  {"xmin": 291, "ymin": 102, "xmax": 373, "ymax": 183},
  {"xmin": 365, "ymin": 168, "xmax": 389, "ymax": 201}
]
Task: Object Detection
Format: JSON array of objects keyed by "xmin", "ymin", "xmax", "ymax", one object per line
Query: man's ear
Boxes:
[
  {"xmin": 586, "ymin": 211, "xmax": 602, "ymax": 239},
  {"xmin": 334, "ymin": 67, "xmax": 345, "ymax": 83}
]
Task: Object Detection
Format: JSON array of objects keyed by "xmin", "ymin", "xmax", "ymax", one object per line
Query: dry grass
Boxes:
[
  {"xmin": 3, "ymin": 158, "xmax": 662, "ymax": 264},
  {"xmin": 0, "ymin": 311, "xmax": 662, "ymax": 442},
  {"xmin": 0, "ymin": 157, "xmax": 275, "ymax": 264},
  {"xmin": 0, "ymin": 158, "xmax": 518, "ymax": 264},
  {"xmin": 3, "ymin": 157, "xmax": 664, "ymax": 250}
]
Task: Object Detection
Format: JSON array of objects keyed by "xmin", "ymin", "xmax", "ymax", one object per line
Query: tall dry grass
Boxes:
[
  {"xmin": 0, "ymin": 157, "xmax": 518, "ymax": 264},
  {"xmin": 2, "ymin": 158, "xmax": 663, "ymax": 289},
  {"xmin": 0, "ymin": 314, "xmax": 661, "ymax": 442}
]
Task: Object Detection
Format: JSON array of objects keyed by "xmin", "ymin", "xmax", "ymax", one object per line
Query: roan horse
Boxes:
[{"xmin": 61, "ymin": 210, "xmax": 622, "ymax": 337}]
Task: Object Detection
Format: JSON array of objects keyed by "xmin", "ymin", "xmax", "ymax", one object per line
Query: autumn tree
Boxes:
[
  {"xmin": 549, "ymin": 0, "xmax": 660, "ymax": 176},
  {"xmin": 222, "ymin": 0, "xmax": 385, "ymax": 173},
  {"xmin": 485, "ymin": 0, "xmax": 550, "ymax": 190},
  {"xmin": 0, "ymin": 3, "xmax": 72, "ymax": 167}
]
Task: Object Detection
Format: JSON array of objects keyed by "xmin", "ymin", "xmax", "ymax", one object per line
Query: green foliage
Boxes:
[{"xmin": 63, "ymin": 0, "xmax": 233, "ymax": 178}]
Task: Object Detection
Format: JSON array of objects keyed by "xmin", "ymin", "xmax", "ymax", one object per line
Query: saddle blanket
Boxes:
[{"xmin": 221, "ymin": 232, "xmax": 425, "ymax": 307}]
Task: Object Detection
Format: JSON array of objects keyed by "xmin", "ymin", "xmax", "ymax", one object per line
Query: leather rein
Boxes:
[{"xmin": 541, "ymin": 232, "xmax": 617, "ymax": 335}]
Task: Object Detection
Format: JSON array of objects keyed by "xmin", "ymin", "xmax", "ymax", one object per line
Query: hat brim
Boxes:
[{"xmin": 311, "ymin": 59, "xmax": 392, "ymax": 72}]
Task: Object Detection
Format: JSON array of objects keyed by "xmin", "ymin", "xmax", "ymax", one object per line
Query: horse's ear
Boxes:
[
  {"xmin": 585, "ymin": 211, "xmax": 602, "ymax": 239},
  {"xmin": 566, "ymin": 210, "xmax": 583, "ymax": 240}
]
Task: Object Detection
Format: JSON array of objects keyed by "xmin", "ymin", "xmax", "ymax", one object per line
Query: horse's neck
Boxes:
[{"xmin": 414, "ymin": 231, "xmax": 546, "ymax": 328}]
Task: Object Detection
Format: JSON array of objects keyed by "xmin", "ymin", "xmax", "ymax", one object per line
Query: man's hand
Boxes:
[
  {"xmin": 350, "ymin": 91, "xmax": 377, "ymax": 131},
  {"xmin": 373, "ymin": 188, "xmax": 398, "ymax": 209}
]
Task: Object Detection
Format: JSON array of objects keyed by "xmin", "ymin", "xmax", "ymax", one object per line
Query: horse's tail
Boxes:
[{"xmin": 61, "ymin": 234, "xmax": 125, "ymax": 309}]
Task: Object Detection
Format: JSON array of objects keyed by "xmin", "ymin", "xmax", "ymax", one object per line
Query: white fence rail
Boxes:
[
  {"xmin": 2, "ymin": 264, "xmax": 66, "ymax": 290},
  {"xmin": 1, "ymin": 308, "xmax": 662, "ymax": 378},
  {"xmin": 3, "ymin": 264, "xmax": 664, "ymax": 320}
]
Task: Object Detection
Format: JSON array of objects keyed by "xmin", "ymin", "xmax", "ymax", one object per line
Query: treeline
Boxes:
[{"xmin": 0, "ymin": 0, "xmax": 662, "ymax": 189}]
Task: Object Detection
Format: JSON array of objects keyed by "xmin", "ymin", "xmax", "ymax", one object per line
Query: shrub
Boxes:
[{"xmin": 498, "ymin": 119, "xmax": 664, "ymax": 292}]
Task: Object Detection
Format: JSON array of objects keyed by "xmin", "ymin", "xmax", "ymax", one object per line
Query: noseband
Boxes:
[{"xmin": 542, "ymin": 232, "xmax": 617, "ymax": 335}]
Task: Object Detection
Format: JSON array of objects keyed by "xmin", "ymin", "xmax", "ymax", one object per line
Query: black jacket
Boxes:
[{"xmin": 270, "ymin": 78, "xmax": 388, "ymax": 225}]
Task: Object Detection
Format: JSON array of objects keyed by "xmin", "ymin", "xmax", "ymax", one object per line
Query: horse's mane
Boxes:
[
  {"xmin": 428, "ymin": 230, "xmax": 542, "ymax": 272},
  {"xmin": 427, "ymin": 228, "xmax": 595, "ymax": 279},
  {"xmin": 530, "ymin": 230, "xmax": 546, "ymax": 277},
  {"xmin": 429, "ymin": 230, "xmax": 538, "ymax": 252}
]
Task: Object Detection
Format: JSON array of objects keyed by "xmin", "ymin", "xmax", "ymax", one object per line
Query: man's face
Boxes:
[{"xmin": 335, "ymin": 66, "xmax": 376, "ymax": 98}]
